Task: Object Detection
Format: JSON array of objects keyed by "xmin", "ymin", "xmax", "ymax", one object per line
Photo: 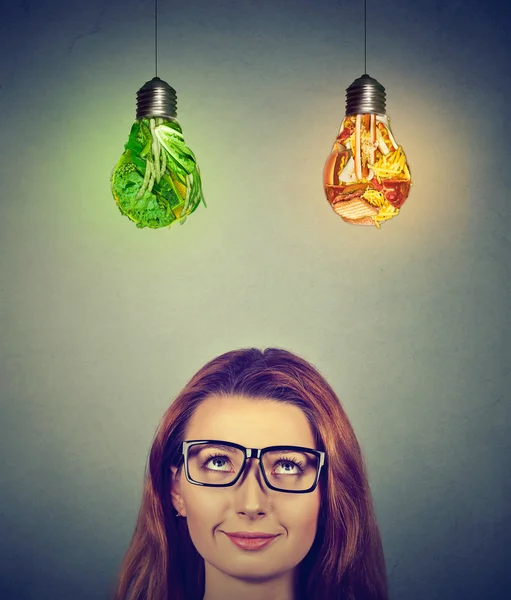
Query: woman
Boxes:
[{"xmin": 112, "ymin": 348, "xmax": 388, "ymax": 600}]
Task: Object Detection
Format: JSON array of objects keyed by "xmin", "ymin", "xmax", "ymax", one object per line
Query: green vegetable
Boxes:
[{"xmin": 110, "ymin": 117, "xmax": 205, "ymax": 229}]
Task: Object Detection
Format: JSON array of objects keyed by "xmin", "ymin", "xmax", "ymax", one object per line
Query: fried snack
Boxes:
[
  {"xmin": 341, "ymin": 215, "xmax": 376, "ymax": 226},
  {"xmin": 333, "ymin": 197, "xmax": 379, "ymax": 220}
]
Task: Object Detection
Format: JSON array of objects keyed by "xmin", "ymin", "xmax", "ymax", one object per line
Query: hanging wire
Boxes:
[
  {"xmin": 364, "ymin": 0, "xmax": 367, "ymax": 74},
  {"xmin": 155, "ymin": 0, "xmax": 158, "ymax": 77}
]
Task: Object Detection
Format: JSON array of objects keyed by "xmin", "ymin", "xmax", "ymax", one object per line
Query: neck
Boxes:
[{"xmin": 202, "ymin": 562, "xmax": 298, "ymax": 600}]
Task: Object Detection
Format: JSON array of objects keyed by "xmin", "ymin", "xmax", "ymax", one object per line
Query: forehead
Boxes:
[{"xmin": 185, "ymin": 394, "xmax": 316, "ymax": 449}]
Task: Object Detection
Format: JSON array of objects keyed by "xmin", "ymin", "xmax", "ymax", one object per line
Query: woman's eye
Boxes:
[
  {"xmin": 275, "ymin": 461, "xmax": 301, "ymax": 474},
  {"xmin": 205, "ymin": 456, "xmax": 230, "ymax": 470}
]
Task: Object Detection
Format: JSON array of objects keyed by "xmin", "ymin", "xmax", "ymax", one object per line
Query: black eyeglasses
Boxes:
[{"xmin": 177, "ymin": 440, "xmax": 326, "ymax": 494}]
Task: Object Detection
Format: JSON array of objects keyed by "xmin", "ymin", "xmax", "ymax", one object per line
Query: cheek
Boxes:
[
  {"xmin": 182, "ymin": 491, "xmax": 226, "ymax": 549},
  {"xmin": 285, "ymin": 496, "xmax": 321, "ymax": 548}
]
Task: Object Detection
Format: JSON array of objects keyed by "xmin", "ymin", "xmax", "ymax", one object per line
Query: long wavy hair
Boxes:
[{"xmin": 111, "ymin": 348, "xmax": 388, "ymax": 600}]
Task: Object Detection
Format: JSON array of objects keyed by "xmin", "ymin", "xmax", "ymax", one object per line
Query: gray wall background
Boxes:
[{"xmin": 0, "ymin": 0, "xmax": 509, "ymax": 599}]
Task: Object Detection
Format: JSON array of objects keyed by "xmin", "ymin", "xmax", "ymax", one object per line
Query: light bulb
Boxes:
[
  {"xmin": 111, "ymin": 77, "xmax": 206, "ymax": 229},
  {"xmin": 323, "ymin": 74, "xmax": 411, "ymax": 228}
]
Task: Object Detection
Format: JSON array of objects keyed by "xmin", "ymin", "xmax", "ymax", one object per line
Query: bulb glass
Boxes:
[
  {"xmin": 323, "ymin": 113, "xmax": 411, "ymax": 228},
  {"xmin": 111, "ymin": 117, "xmax": 205, "ymax": 229}
]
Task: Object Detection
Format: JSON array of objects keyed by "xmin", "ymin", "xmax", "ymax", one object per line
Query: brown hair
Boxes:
[{"xmin": 112, "ymin": 348, "xmax": 388, "ymax": 600}]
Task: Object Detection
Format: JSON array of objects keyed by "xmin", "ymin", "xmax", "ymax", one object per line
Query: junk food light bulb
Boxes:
[
  {"xmin": 110, "ymin": 77, "xmax": 206, "ymax": 229},
  {"xmin": 323, "ymin": 74, "xmax": 411, "ymax": 228},
  {"xmin": 323, "ymin": 0, "xmax": 411, "ymax": 228}
]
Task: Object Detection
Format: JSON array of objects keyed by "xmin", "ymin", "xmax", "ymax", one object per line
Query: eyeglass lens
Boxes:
[{"xmin": 187, "ymin": 443, "xmax": 319, "ymax": 491}]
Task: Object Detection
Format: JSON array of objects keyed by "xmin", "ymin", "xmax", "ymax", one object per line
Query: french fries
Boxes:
[
  {"xmin": 368, "ymin": 146, "xmax": 409, "ymax": 183},
  {"xmin": 361, "ymin": 185, "xmax": 400, "ymax": 229},
  {"xmin": 371, "ymin": 202, "xmax": 399, "ymax": 229},
  {"xmin": 362, "ymin": 188, "xmax": 386, "ymax": 208}
]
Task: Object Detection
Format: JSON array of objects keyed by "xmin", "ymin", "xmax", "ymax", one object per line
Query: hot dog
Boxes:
[
  {"xmin": 354, "ymin": 114, "xmax": 362, "ymax": 180},
  {"xmin": 361, "ymin": 115, "xmax": 370, "ymax": 179},
  {"xmin": 370, "ymin": 114, "xmax": 376, "ymax": 166},
  {"xmin": 336, "ymin": 116, "xmax": 356, "ymax": 145},
  {"xmin": 354, "ymin": 114, "xmax": 377, "ymax": 180},
  {"xmin": 376, "ymin": 120, "xmax": 397, "ymax": 152}
]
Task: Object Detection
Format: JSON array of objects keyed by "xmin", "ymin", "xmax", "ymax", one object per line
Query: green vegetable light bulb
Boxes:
[{"xmin": 111, "ymin": 77, "xmax": 206, "ymax": 229}]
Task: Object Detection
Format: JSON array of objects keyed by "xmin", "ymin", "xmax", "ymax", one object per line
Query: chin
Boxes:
[
  {"xmin": 229, "ymin": 554, "xmax": 294, "ymax": 576},
  {"xmin": 225, "ymin": 565, "xmax": 288, "ymax": 582}
]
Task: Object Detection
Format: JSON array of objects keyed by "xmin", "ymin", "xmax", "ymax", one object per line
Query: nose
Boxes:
[
  {"xmin": 234, "ymin": 458, "xmax": 271, "ymax": 515},
  {"xmin": 238, "ymin": 457, "xmax": 265, "ymax": 487}
]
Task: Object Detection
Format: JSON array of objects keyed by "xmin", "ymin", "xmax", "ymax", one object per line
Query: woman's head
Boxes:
[
  {"xmin": 170, "ymin": 393, "xmax": 323, "ymax": 596},
  {"xmin": 113, "ymin": 348, "xmax": 388, "ymax": 600}
]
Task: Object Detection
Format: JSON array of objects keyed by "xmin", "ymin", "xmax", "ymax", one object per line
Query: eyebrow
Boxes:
[
  {"xmin": 265, "ymin": 448, "xmax": 309, "ymax": 454},
  {"xmin": 191, "ymin": 443, "xmax": 313, "ymax": 453},
  {"xmin": 191, "ymin": 443, "xmax": 239, "ymax": 453}
]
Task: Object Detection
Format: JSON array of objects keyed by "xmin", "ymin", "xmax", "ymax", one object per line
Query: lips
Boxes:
[
  {"xmin": 224, "ymin": 533, "xmax": 279, "ymax": 551},
  {"xmin": 225, "ymin": 532, "xmax": 277, "ymax": 539}
]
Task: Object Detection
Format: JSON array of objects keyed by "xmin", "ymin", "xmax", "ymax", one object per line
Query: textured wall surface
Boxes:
[{"xmin": 0, "ymin": 1, "xmax": 509, "ymax": 599}]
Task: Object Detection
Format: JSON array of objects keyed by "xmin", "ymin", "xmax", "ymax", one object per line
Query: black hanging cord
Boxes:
[
  {"xmin": 364, "ymin": 0, "xmax": 367, "ymax": 74},
  {"xmin": 155, "ymin": 0, "xmax": 158, "ymax": 77}
]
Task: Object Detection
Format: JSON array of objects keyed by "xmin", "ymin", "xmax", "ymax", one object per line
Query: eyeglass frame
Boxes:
[{"xmin": 176, "ymin": 440, "xmax": 327, "ymax": 494}]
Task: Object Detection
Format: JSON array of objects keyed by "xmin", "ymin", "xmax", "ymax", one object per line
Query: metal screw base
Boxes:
[
  {"xmin": 345, "ymin": 74, "xmax": 386, "ymax": 116},
  {"xmin": 136, "ymin": 77, "xmax": 177, "ymax": 121}
]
